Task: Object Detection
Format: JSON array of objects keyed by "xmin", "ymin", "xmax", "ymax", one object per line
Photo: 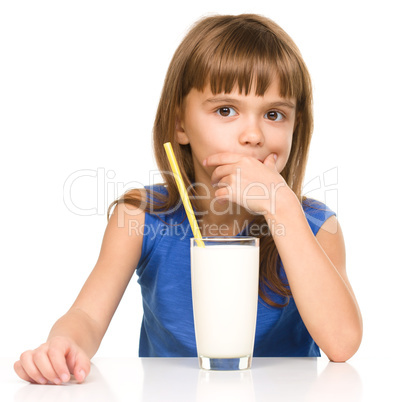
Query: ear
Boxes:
[{"xmin": 175, "ymin": 109, "xmax": 190, "ymax": 145}]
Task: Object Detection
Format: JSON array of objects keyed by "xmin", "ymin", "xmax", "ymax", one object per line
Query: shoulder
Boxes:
[
  {"xmin": 143, "ymin": 184, "xmax": 169, "ymax": 203},
  {"xmin": 301, "ymin": 197, "xmax": 336, "ymax": 236},
  {"xmin": 302, "ymin": 199, "xmax": 346, "ymax": 273},
  {"xmin": 301, "ymin": 197, "xmax": 335, "ymax": 215},
  {"xmin": 111, "ymin": 184, "xmax": 169, "ymax": 210},
  {"xmin": 106, "ymin": 202, "xmax": 145, "ymax": 254},
  {"xmin": 145, "ymin": 184, "xmax": 169, "ymax": 195}
]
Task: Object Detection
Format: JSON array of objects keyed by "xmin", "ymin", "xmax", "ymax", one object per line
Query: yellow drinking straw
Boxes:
[{"xmin": 163, "ymin": 142, "xmax": 204, "ymax": 247}]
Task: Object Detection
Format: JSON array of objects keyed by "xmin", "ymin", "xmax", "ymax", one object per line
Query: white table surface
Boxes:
[{"xmin": 0, "ymin": 355, "xmax": 396, "ymax": 401}]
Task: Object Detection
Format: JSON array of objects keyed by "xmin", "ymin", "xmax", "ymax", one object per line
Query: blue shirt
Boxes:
[{"xmin": 135, "ymin": 185, "xmax": 336, "ymax": 357}]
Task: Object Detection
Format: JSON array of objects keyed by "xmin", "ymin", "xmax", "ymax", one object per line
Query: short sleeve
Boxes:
[{"xmin": 302, "ymin": 198, "xmax": 336, "ymax": 236}]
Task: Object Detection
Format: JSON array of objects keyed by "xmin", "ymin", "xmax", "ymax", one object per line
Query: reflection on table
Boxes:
[
  {"xmin": 10, "ymin": 356, "xmax": 365, "ymax": 402},
  {"xmin": 140, "ymin": 357, "xmax": 362, "ymax": 402}
]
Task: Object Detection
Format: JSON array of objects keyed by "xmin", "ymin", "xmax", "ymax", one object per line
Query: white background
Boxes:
[{"xmin": 1, "ymin": 0, "xmax": 399, "ymax": 364}]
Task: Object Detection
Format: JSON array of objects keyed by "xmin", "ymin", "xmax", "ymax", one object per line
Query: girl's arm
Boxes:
[
  {"xmin": 14, "ymin": 202, "xmax": 145, "ymax": 384},
  {"xmin": 269, "ymin": 189, "xmax": 363, "ymax": 362},
  {"xmin": 206, "ymin": 152, "xmax": 363, "ymax": 361}
]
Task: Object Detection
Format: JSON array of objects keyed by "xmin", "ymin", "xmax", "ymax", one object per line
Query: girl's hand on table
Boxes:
[{"xmin": 14, "ymin": 336, "xmax": 90, "ymax": 385}]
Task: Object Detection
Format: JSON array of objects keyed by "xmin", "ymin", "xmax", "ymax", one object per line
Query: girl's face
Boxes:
[{"xmin": 176, "ymin": 78, "xmax": 297, "ymax": 185}]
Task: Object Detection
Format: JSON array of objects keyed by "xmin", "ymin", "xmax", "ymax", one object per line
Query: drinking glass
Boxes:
[{"xmin": 190, "ymin": 236, "xmax": 259, "ymax": 370}]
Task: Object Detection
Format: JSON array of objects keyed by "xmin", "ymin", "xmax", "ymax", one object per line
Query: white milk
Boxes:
[{"xmin": 191, "ymin": 244, "xmax": 259, "ymax": 358}]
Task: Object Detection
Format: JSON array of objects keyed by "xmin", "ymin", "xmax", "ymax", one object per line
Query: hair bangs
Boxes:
[{"xmin": 184, "ymin": 19, "xmax": 305, "ymax": 103}]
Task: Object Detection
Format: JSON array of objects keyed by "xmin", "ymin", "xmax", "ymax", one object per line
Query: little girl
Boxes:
[{"xmin": 14, "ymin": 14, "xmax": 362, "ymax": 385}]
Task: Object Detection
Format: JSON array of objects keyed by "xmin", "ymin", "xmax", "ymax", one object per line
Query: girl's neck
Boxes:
[
  {"xmin": 198, "ymin": 210, "xmax": 254, "ymax": 237},
  {"xmin": 193, "ymin": 181, "xmax": 255, "ymax": 236}
]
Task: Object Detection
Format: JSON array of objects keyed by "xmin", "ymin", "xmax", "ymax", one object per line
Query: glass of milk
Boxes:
[{"xmin": 190, "ymin": 237, "xmax": 259, "ymax": 370}]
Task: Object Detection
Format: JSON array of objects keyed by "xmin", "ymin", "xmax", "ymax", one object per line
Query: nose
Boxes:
[{"xmin": 239, "ymin": 122, "xmax": 264, "ymax": 147}]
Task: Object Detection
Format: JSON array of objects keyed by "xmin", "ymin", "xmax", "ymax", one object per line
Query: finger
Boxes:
[
  {"xmin": 203, "ymin": 153, "xmax": 241, "ymax": 167},
  {"xmin": 47, "ymin": 344, "xmax": 71, "ymax": 383},
  {"xmin": 14, "ymin": 360, "xmax": 36, "ymax": 384},
  {"xmin": 34, "ymin": 348, "xmax": 63, "ymax": 384},
  {"xmin": 65, "ymin": 345, "xmax": 91, "ymax": 383},
  {"xmin": 18, "ymin": 352, "xmax": 48, "ymax": 384},
  {"xmin": 211, "ymin": 164, "xmax": 235, "ymax": 185},
  {"xmin": 214, "ymin": 186, "xmax": 231, "ymax": 201},
  {"xmin": 263, "ymin": 153, "xmax": 277, "ymax": 168},
  {"xmin": 71, "ymin": 350, "xmax": 91, "ymax": 383}
]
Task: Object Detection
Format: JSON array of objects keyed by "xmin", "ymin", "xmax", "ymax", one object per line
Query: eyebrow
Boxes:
[
  {"xmin": 203, "ymin": 97, "xmax": 240, "ymax": 105},
  {"xmin": 203, "ymin": 96, "xmax": 296, "ymax": 109},
  {"xmin": 268, "ymin": 101, "xmax": 296, "ymax": 109}
]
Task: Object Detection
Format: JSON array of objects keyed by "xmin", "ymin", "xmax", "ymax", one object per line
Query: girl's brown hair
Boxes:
[{"xmin": 109, "ymin": 14, "xmax": 313, "ymax": 307}]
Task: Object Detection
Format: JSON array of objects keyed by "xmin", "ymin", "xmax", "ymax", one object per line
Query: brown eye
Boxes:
[
  {"xmin": 265, "ymin": 111, "xmax": 284, "ymax": 121},
  {"xmin": 217, "ymin": 107, "xmax": 237, "ymax": 117}
]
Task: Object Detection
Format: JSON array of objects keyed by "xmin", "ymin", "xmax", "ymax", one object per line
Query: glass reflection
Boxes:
[{"xmin": 196, "ymin": 369, "xmax": 255, "ymax": 402}]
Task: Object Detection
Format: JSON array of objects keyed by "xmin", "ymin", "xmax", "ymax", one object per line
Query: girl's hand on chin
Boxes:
[{"xmin": 203, "ymin": 152, "xmax": 293, "ymax": 216}]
